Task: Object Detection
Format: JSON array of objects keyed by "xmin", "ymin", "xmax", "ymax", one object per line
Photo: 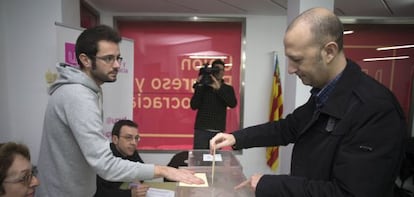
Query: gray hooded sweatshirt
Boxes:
[{"xmin": 36, "ymin": 64, "xmax": 154, "ymax": 197}]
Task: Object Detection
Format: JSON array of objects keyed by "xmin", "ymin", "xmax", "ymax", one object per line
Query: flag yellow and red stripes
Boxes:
[{"xmin": 266, "ymin": 55, "xmax": 283, "ymax": 171}]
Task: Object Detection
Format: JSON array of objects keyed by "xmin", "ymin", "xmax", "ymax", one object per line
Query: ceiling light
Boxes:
[
  {"xmin": 189, "ymin": 55, "xmax": 227, "ymax": 59},
  {"xmin": 363, "ymin": 56, "xmax": 409, "ymax": 62},
  {"xmin": 195, "ymin": 63, "xmax": 232, "ymax": 68},
  {"xmin": 343, "ymin": 30, "xmax": 354, "ymax": 35},
  {"xmin": 376, "ymin": 44, "xmax": 414, "ymax": 51}
]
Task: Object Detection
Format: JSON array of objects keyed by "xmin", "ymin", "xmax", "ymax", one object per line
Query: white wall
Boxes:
[
  {"xmin": 61, "ymin": 0, "xmax": 80, "ymax": 27},
  {"xmin": 0, "ymin": 0, "xmax": 10, "ymax": 140},
  {"xmin": 0, "ymin": 0, "xmax": 295, "ymax": 179},
  {"xmin": 237, "ymin": 15, "xmax": 289, "ymax": 176},
  {"xmin": 0, "ymin": 0, "xmax": 62, "ymax": 163}
]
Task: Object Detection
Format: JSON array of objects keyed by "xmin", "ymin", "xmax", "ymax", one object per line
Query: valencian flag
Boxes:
[{"xmin": 266, "ymin": 54, "xmax": 283, "ymax": 171}]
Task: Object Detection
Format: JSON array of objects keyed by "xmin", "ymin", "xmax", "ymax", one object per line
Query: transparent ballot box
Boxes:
[
  {"xmin": 175, "ymin": 150, "xmax": 254, "ymax": 197},
  {"xmin": 187, "ymin": 150, "xmax": 242, "ymax": 168}
]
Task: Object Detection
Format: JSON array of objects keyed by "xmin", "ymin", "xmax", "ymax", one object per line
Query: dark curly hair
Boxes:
[{"xmin": 75, "ymin": 25, "xmax": 122, "ymax": 69}]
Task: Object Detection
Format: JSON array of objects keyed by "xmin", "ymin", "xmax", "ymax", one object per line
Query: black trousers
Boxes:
[{"xmin": 193, "ymin": 129, "xmax": 221, "ymax": 149}]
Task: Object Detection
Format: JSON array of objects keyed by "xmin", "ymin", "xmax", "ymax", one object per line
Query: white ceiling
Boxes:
[{"xmin": 85, "ymin": 0, "xmax": 414, "ymax": 17}]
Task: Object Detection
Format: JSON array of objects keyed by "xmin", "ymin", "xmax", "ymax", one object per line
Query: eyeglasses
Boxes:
[
  {"xmin": 93, "ymin": 55, "xmax": 123, "ymax": 64},
  {"xmin": 120, "ymin": 135, "xmax": 140, "ymax": 142},
  {"xmin": 3, "ymin": 165, "xmax": 38, "ymax": 186}
]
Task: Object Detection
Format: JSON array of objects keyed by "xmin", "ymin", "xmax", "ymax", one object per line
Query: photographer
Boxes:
[{"xmin": 190, "ymin": 59, "xmax": 237, "ymax": 149}]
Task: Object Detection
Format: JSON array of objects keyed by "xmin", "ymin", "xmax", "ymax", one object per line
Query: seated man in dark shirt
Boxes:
[{"xmin": 95, "ymin": 119, "xmax": 149, "ymax": 197}]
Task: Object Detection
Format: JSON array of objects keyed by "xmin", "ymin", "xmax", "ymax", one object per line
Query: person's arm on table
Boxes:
[{"xmin": 154, "ymin": 165, "xmax": 204, "ymax": 184}]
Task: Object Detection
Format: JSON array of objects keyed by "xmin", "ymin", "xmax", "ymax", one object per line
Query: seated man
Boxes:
[{"xmin": 94, "ymin": 119, "xmax": 149, "ymax": 197}]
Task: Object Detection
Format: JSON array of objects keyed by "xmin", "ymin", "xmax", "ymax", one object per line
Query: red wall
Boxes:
[
  {"xmin": 344, "ymin": 24, "xmax": 414, "ymax": 120},
  {"xmin": 118, "ymin": 21, "xmax": 242, "ymax": 150}
]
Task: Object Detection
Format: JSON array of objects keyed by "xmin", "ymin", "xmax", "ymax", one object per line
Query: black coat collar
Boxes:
[{"xmin": 320, "ymin": 59, "xmax": 362, "ymax": 119}]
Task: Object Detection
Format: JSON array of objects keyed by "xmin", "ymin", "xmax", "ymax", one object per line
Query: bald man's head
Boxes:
[{"xmin": 286, "ymin": 7, "xmax": 344, "ymax": 51}]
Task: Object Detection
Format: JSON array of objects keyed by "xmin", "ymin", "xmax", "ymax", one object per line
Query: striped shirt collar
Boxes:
[{"xmin": 310, "ymin": 72, "xmax": 343, "ymax": 110}]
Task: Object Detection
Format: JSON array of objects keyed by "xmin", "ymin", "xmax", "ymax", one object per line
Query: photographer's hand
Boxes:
[
  {"xmin": 209, "ymin": 75, "xmax": 221, "ymax": 90},
  {"xmin": 197, "ymin": 75, "xmax": 203, "ymax": 82},
  {"xmin": 192, "ymin": 76, "xmax": 203, "ymax": 89}
]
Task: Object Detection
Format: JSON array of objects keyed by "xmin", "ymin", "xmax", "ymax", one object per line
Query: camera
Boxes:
[{"xmin": 198, "ymin": 63, "xmax": 221, "ymax": 85}]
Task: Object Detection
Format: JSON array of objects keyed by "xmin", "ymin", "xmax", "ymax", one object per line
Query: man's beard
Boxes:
[{"xmin": 91, "ymin": 61, "xmax": 118, "ymax": 83}]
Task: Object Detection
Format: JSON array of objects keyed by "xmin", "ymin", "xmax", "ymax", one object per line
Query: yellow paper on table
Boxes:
[{"xmin": 178, "ymin": 173, "xmax": 209, "ymax": 187}]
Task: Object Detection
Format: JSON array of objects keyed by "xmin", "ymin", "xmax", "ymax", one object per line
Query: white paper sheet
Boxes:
[
  {"xmin": 203, "ymin": 154, "xmax": 222, "ymax": 161},
  {"xmin": 146, "ymin": 187, "xmax": 175, "ymax": 197},
  {"xmin": 178, "ymin": 173, "xmax": 209, "ymax": 187}
]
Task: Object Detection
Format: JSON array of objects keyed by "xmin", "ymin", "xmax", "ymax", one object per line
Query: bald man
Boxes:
[{"xmin": 210, "ymin": 7, "xmax": 406, "ymax": 197}]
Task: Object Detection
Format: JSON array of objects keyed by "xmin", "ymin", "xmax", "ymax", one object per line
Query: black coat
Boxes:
[
  {"xmin": 190, "ymin": 81, "xmax": 237, "ymax": 131},
  {"xmin": 94, "ymin": 143, "xmax": 144, "ymax": 197},
  {"xmin": 233, "ymin": 60, "xmax": 407, "ymax": 197}
]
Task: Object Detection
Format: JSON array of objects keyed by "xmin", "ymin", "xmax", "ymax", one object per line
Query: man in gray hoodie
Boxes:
[{"xmin": 36, "ymin": 25, "xmax": 203, "ymax": 197}]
